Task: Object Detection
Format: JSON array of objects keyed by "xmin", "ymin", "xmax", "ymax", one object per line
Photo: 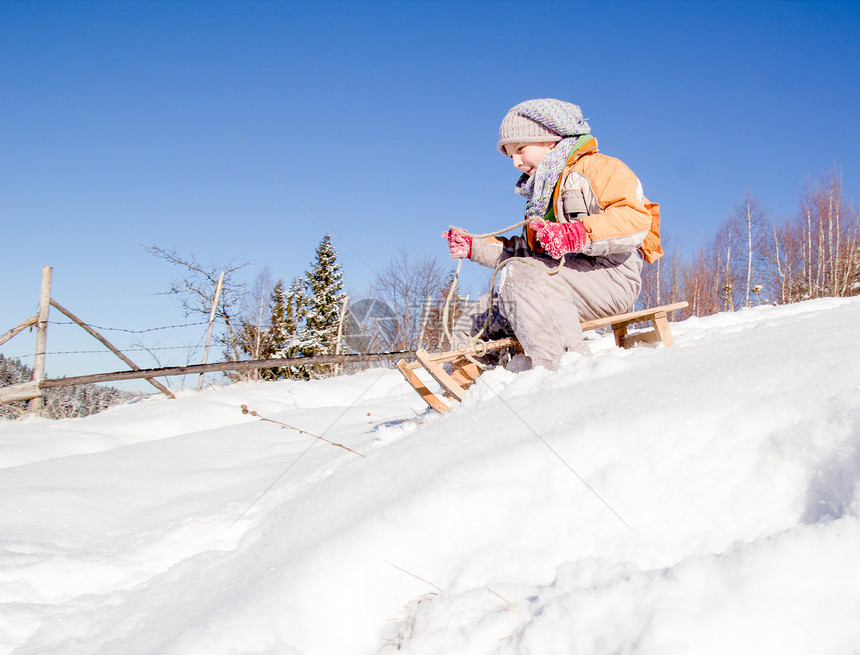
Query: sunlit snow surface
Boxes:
[{"xmin": 2, "ymin": 297, "xmax": 859, "ymax": 654}]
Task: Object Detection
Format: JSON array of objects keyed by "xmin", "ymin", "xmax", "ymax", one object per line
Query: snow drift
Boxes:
[{"xmin": 1, "ymin": 297, "xmax": 859, "ymax": 654}]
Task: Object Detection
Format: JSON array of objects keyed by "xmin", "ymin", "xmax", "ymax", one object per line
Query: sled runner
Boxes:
[{"xmin": 398, "ymin": 301, "xmax": 688, "ymax": 413}]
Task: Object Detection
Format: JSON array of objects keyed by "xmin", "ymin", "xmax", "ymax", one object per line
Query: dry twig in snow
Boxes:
[{"xmin": 240, "ymin": 404, "xmax": 366, "ymax": 457}]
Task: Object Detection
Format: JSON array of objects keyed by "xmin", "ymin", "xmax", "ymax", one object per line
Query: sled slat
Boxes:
[
  {"xmin": 415, "ymin": 349, "xmax": 467, "ymax": 401},
  {"xmin": 396, "ymin": 359, "xmax": 450, "ymax": 413},
  {"xmin": 580, "ymin": 301, "xmax": 688, "ymax": 332}
]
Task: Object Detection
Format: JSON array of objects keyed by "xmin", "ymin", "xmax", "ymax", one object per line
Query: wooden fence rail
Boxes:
[
  {"xmin": 0, "ymin": 381, "xmax": 42, "ymax": 405},
  {"xmin": 0, "ymin": 315, "xmax": 39, "ymax": 348},
  {"xmin": 0, "ymin": 351, "xmax": 417, "ymax": 405}
]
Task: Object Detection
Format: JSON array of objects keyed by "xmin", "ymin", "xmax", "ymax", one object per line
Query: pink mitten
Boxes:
[
  {"xmin": 441, "ymin": 229, "xmax": 472, "ymax": 259},
  {"xmin": 530, "ymin": 220, "xmax": 587, "ymax": 258}
]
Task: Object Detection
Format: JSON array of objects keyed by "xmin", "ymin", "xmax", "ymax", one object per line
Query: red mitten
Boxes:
[
  {"xmin": 441, "ymin": 229, "xmax": 472, "ymax": 259},
  {"xmin": 530, "ymin": 220, "xmax": 587, "ymax": 258}
]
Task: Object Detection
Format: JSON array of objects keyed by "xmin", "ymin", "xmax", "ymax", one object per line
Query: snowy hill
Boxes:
[{"xmin": 2, "ymin": 297, "xmax": 860, "ymax": 655}]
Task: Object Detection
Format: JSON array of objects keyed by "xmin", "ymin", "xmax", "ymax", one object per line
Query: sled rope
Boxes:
[{"xmin": 443, "ymin": 217, "xmax": 565, "ymax": 363}]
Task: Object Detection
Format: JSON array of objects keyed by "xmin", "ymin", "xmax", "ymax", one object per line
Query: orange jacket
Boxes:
[{"xmin": 527, "ymin": 137, "xmax": 663, "ymax": 263}]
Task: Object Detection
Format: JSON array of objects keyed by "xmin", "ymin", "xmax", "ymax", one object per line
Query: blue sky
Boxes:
[{"xmin": 2, "ymin": 0, "xmax": 859, "ymax": 385}]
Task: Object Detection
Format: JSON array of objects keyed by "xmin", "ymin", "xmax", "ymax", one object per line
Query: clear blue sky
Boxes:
[{"xmin": 2, "ymin": 0, "xmax": 859, "ymax": 386}]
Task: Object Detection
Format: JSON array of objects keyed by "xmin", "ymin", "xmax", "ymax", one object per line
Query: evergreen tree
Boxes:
[
  {"xmin": 285, "ymin": 276, "xmax": 308, "ymax": 341},
  {"xmin": 293, "ymin": 235, "xmax": 346, "ymax": 378},
  {"xmin": 303, "ymin": 234, "xmax": 346, "ymax": 356},
  {"xmin": 262, "ymin": 276, "xmax": 307, "ymax": 380},
  {"xmin": 269, "ymin": 278, "xmax": 289, "ymax": 348},
  {"xmin": 0, "ymin": 355, "xmax": 31, "ymax": 418}
]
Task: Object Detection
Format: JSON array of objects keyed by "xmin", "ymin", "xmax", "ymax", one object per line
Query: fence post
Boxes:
[
  {"xmin": 198, "ymin": 271, "xmax": 225, "ymax": 390},
  {"xmin": 333, "ymin": 295, "xmax": 349, "ymax": 376},
  {"xmin": 29, "ymin": 266, "xmax": 52, "ymax": 415}
]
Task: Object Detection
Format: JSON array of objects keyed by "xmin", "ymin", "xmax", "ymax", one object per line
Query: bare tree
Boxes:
[
  {"xmin": 813, "ymin": 169, "xmax": 859, "ymax": 297},
  {"xmin": 732, "ymin": 192, "xmax": 769, "ymax": 306},
  {"xmin": 768, "ymin": 169, "xmax": 859, "ymax": 303},
  {"xmin": 681, "ymin": 246, "xmax": 714, "ymax": 317},
  {"xmin": 369, "ymin": 248, "xmax": 448, "ymax": 352},
  {"xmin": 691, "ymin": 195, "xmax": 769, "ymax": 313},
  {"xmin": 638, "ymin": 234, "xmax": 684, "ymax": 313},
  {"xmin": 145, "ymin": 245, "xmax": 251, "ymax": 361},
  {"xmin": 421, "ymin": 270, "xmax": 471, "ymax": 351},
  {"xmin": 233, "ymin": 267, "xmax": 274, "ymax": 380}
]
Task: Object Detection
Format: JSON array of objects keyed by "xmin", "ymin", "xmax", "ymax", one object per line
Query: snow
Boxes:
[{"xmin": 2, "ymin": 297, "xmax": 860, "ymax": 654}]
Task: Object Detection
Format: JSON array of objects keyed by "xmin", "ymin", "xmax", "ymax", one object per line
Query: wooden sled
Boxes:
[{"xmin": 398, "ymin": 302, "xmax": 688, "ymax": 413}]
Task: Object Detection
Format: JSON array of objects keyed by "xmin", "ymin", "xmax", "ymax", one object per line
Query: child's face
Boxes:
[{"xmin": 503, "ymin": 142, "xmax": 557, "ymax": 176}]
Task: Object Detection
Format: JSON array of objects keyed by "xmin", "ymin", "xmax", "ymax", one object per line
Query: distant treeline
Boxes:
[
  {"xmin": 0, "ymin": 354, "xmax": 126, "ymax": 420},
  {"xmin": 640, "ymin": 169, "xmax": 859, "ymax": 317}
]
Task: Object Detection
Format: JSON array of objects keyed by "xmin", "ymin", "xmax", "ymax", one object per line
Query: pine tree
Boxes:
[
  {"xmin": 262, "ymin": 277, "xmax": 307, "ymax": 380},
  {"xmin": 267, "ymin": 278, "xmax": 289, "ymax": 355},
  {"xmin": 299, "ymin": 235, "xmax": 346, "ymax": 377},
  {"xmin": 285, "ymin": 276, "xmax": 307, "ymax": 341}
]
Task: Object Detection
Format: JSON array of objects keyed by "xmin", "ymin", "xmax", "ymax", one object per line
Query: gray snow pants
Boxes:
[{"xmin": 453, "ymin": 251, "xmax": 643, "ymax": 369}]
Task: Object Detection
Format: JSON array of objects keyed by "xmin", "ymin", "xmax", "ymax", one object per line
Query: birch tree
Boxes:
[{"xmin": 733, "ymin": 192, "xmax": 769, "ymax": 307}]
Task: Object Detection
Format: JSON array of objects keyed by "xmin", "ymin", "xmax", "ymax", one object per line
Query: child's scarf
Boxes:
[{"xmin": 515, "ymin": 134, "xmax": 591, "ymax": 220}]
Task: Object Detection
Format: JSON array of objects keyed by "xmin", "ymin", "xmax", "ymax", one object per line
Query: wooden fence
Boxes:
[{"xmin": 1, "ymin": 267, "xmax": 415, "ymax": 412}]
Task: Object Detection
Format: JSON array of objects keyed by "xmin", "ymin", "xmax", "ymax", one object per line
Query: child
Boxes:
[{"xmin": 442, "ymin": 98, "xmax": 662, "ymax": 372}]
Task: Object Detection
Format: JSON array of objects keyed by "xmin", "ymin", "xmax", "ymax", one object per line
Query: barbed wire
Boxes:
[
  {"xmin": 43, "ymin": 320, "xmax": 212, "ymax": 333},
  {"xmin": 1, "ymin": 319, "xmax": 218, "ymax": 360},
  {"xmin": 6, "ymin": 345, "xmax": 206, "ymax": 358}
]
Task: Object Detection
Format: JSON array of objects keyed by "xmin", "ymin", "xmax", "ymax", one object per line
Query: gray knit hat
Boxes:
[{"xmin": 497, "ymin": 98, "xmax": 591, "ymax": 155}]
